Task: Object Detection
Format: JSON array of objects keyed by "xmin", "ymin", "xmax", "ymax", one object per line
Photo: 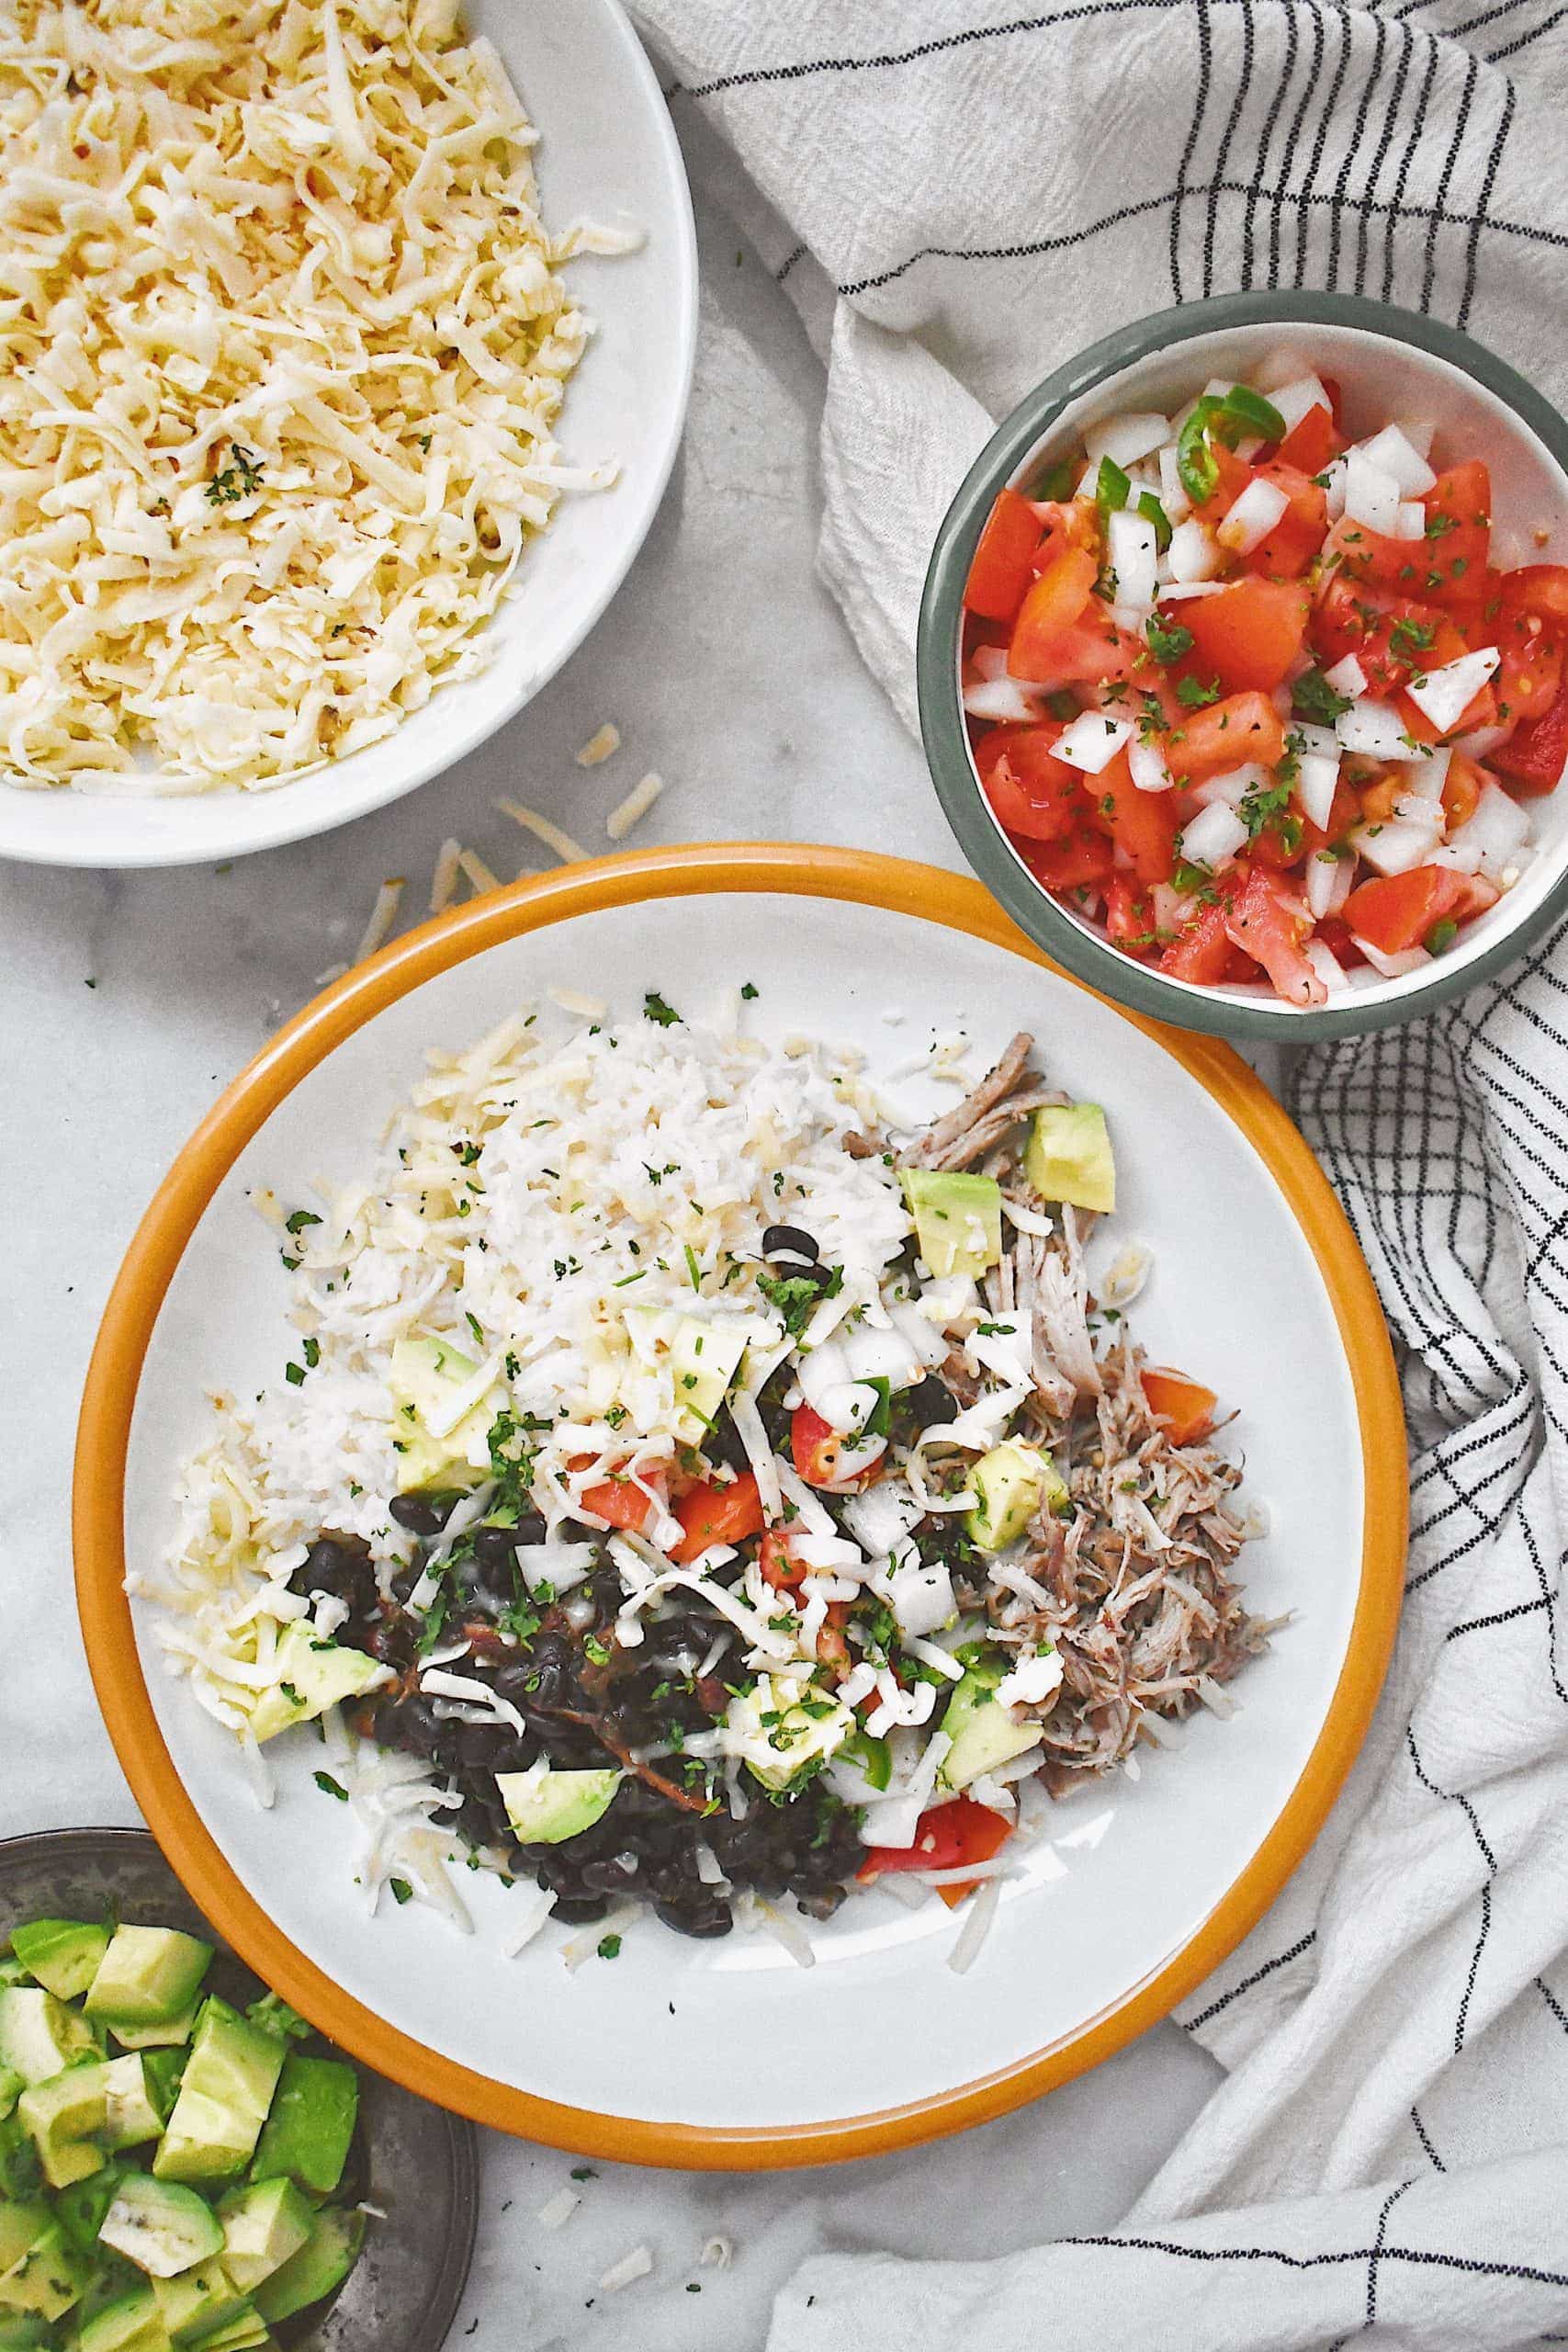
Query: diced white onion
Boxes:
[
  {"xmin": 963, "ymin": 676, "xmax": 1043, "ymax": 724},
  {"xmin": 1349, "ymin": 816, "xmax": 1442, "ymax": 876},
  {"xmin": 1156, "ymin": 580, "xmax": 1224, "ymax": 602},
  {"xmin": 1400, "ymin": 747, "xmax": 1450, "ymax": 804},
  {"xmin": 1295, "ymin": 751, "xmax": 1341, "ymax": 831},
  {"xmin": 1392, "ymin": 501, "xmax": 1427, "ymax": 540},
  {"xmin": 1453, "ymin": 723, "xmax": 1511, "ymax": 762},
  {"xmin": 1054, "ymin": 712, "xmax": 1134, "ymax": 774},
  {"xmin": 1179, "ymin": 801, "xmax": 1248, "ymax": 868},
  {"xmin": 1303, "ymin": 940, "xmax": 1350, "ymax": 994},
  {"xmin": 1085, "ymin": 411, "xmax": 1170, "ymax": 468},
  {"xmin": 1128, "ymin": 738, "xmax": 1174, "ymax": 794},
  {"xmin": 1322, "ymin": 457, "xmax": 1348, "ymax": 521},
  {"xmin": 1352, "ymin": 937, "xmax": 1433, "ymax": 979},
  {"xmin": 1447, "ymin": 781, "xmax": 1531, "ymax": 880},
  {"xmin": 1167, "ymin": 518, "xmax": 1221, "ymax": 582},
  {"xmin": 1216, "ymin": 477, "xmax": 1289, "ymax": 555},
  {"xmin": 1343, "ymin": 451, "xmax": 1403, "ymax": 535},
  {"xmin": 1107, "ymin": 507, "xmax": 1159, "ymax": 611},
  {"xmin": 1404, "ymin": 647, "xmax": 1500, "ymax": 736},
  {"xmin": 1267, "ymin": 374, "xmax": 1333, "ymax": 435},
  {"xmin": 1323, "ymin": 652, "xmax": 1367, "ymax": 698},
  {"xmin": 1351, "ymin": 425, "xmax": 1437, "ymax": 498},
  {"xmin": 1190, "ymin": 761, "xmax": 1266, "ymax": 809},
  {"xmin": 1305, "ymin": 850, "xmax": 1353, "ymax": 919},
  {"xmin": 1157, "ymin": 443, "xmax": 1192, "ymax": 524},
  {"xmin": 1336, "ymin": 698, "xmax": 1417, "ymax": 760}
]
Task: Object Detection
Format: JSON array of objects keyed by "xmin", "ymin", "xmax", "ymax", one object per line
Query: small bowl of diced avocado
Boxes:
[{"xmin": 0, "ymin": 1828, "xmax": 476, "ymax": 2352}]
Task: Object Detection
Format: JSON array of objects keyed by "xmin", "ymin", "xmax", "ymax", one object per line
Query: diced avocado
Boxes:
[
  {"xmin": 898, "ymin": 1170, "xmax": 1002, "ymax": 1280},
  {"xmin": 0, "ymin": 1994, "xmax": 97, "ymax": 2088},
  {"xmin": 937, "ymin": 1655, "xmax": 1046, "ymax": 1792},
  {"xmin": 152, "ymin": 2261, "xmax": 247, "ymax": 2347},
  {"xmin": 8, "ymin": 1928, "xmax": 111, "ymax": 2008},
  {"xmin": 152, "ymin": 2009, "xmax": 283, "ymax": 2189},
  {"xmin": 0, "ymin": 2120, "xmax": 40, "ymax": 2205},
  {"xmin": 0, "ymin": 1972, "xmax": 24, "ymax": 1996},
  {"xmin": 726, "ymin": 1676, "xmax": 856, "ymax": 1793},
  {"xmin": 251, "ymin": 2209, "xmax": 362, "ymax": 2326},
  {"xmin": 388, "ymin": 1335, "xmax": 490, "ymax": 1493},
  {"xmin": 247, "ymin": 2059, "xmax": 354, "ymax": 2201},
  {"xmin": 495, "ymin": 1768, "xmax": 621, "ymax": 1849},
  {"xmin": 1024, "ymin": 1102, "xmax": 1115, "ymax": 1214},
  {"xmin": 844, "ymin": 1732, "xmax": 892, "ymax": 1792},
  {"xmin": 17, "ymin": 2067, "xmax": 110, "ymax": 2191},
  {"xmin": 0, "ymin": 2222, "xmax": 86, "ymax": 2321},
  {"xmin": 246, "ymin": 1625, "xmax": 384, "ymax": 1746},
  {"xmin": 106, "ymin": 2011, "xmax": 197, "ymax": 2060},
  {"xmin": 966, "ymin": 1441, "xmax": 1057, "ymax": 1553},
  {"xmin": 97, "ymin": 2180, "xmax": 223, "ymax": 2282},
  {"xmin": 0, "ymin": 2320, "xmax": 52, "ymax": 2349},
  {"xmin": 85, "ymin": 1936, "xmax": 212, "ymax": 2037},
  {"xmin": 71, "ymin": 2286, "xmax": 172, "ymax": 2352},
  {"xmin": 136, "ymin": 2059, "xmax": 185, "ymax": 2132},
  {"xmin": 239, "ymin": 2004, "xmax": 305, "ymax": 2052},
  {"xmin": 54, "ymin": 2172, "xmax": 124, "ymax": 2259},
  {"xmin": 214, "ymin": 2184, "xmax": 309, "ymax": 2295},
  {"xmin": 0, "ymin": 2077, "xmax": 18, "ymax": 2128},
  {"xmin": 186, "ymin": 2305, "xmax": 266, "ymax": 2352},
  {"xmin": 101, "ymin": 2062, "xmax": 161, "ymax": 2158},
  {"xmin": 0, "ymin": 2208, "xmax": 50, "ymax": 2279},
  {"xmin": 665, "ymin": 1316, "xmax": 750, "ymax": 1446}
]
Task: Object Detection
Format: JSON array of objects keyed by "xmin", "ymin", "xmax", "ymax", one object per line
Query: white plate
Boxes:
[
  {"xmin": 0, "ymin": 0, "xmax": 696, "ymax": 869},
  {"xmin": 78, "ymin": 852, "xmax": 1404, "ymax": 2164}
]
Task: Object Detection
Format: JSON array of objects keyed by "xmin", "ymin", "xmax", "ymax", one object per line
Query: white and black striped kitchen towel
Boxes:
[{"xmin": 631, "ymin": 6, "xmax": 1568, "ymax": 2345}]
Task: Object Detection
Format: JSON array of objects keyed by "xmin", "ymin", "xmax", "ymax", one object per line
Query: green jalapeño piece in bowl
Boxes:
[{"xmin": 919, "ymin": 290, "xmax": 1568, "ymax": 1041}]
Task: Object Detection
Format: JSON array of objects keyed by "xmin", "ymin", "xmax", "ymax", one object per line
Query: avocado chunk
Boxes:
[
  {"xmin": 0, "ymin": 2321, "xmax": 52, "ymax": 2351},
  {"xmin": 71, "ymin": 2286, "xmax": 173, "ymax": 2352},
  {"xmin": 152, "ymin": 2007, "xmax": 284, "ymax": 2189},
  {"xmin": 247, "ymin": 2058, "xmax": 355, "ymax": 2201},
  {"xmin": 97, "ymin": 2179, "xmax": 223, "ymax": 2282},
  {"xmin": 152, "ymin": 2260, "xmax": 248, "ymax": 2347},
  {"xmin": 665, "ymin": 1316, "xmax": 750, "ymax": 1446},
  {"xmin": 495, "ymin": 1766, "xmax": 622, "ymax": 1849},
  {"xmin": 898, "ymin": 1170, "xmax": 1002, "ymax": 1280},
  {"xmin": 937, "ymin": 1655, "xmax": 1046, "ymax": 1792},
  {"xmin": 107, "ymin": 2007, "xmax": 197, "ymax": 2059},
  {"xmin": 0, "ymin": 1992, "xmax": 97, "ymax": 2088},
  {"xmin": 17, "ymin": 2066, "xmax": 110, "ymax": 2191},
  {"xmin": 137, "ymin": 2056, "xmax": 185, "ymax": 2131},
  {"xmin": 185, "ymin": 2305, "xmax": 266, "ymax": 2352},
  {"xmin": 246, "ymin": 1625, "xmax": 384, "ymax": 1746},
  {"xmin": 53, "ymin": 2170, "xmax": 124, "ymax": 2258},
  {"xmin": 1024, "ymin": 1102, "xmax": 1115, "ymax": 1214},
  {"xmin": 214, "ymin": 2182, "xmax": 310, "ymax": 2294},
  {"xmin": 0, "ymin": 2077, "xmax": 18, "ymax": 2129},
  {"xmin": 101, "ymin": 2060, "xmax": 163, "ymax": 2157},
  {"xmin": 251, "ymin": 2208, "xmax": 362, "ymax": 2326},
  {"xmin": 388, "ymin": 1335, "xmax": 491, "ymax": 1492},
  {"xmin": 7, "ymin": 1928, "xmax": 111, "ymax": 2007},
  {"xmin": 0, "ymin": 2222, "xmax": 86, "ymax": 2321},
  {"xmin": 85, "ymin": 1935, "xmax": 212, "ymax": 2037},
  {"xmin": 0, "ymin": 2207, "xmax": 51, "ymax": 2279},
  {"xmin": 725, "ymin": 1677, "xmax": 856, "ymax": 1793},
  {"xmin": 966, "ymin": 1441, "xmax": 1066, "ymax": 1553}
]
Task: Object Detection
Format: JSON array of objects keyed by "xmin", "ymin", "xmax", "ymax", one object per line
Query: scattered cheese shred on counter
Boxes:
[
  {"xmin": 536, "ymin": 2188, "xmax": 580, "ymax": 2232},
  {"xmin": 599, "ymin": 2245, "xmax": 654, "ymax": 2294},
  {"xmin": 351, "ymin": 876, "xmax": 404, "ymax": 966},
  {"xmin": 430, "ymin": 841, "xmax": 463, "ymax": 917},
  {"xmin": 574, "ymin": 722, "xmax": 623, "ymax": 767},
  {"xmin": 497, "ymin": 797, "xmax": 588, "ymax": 865},
  {"xmin": 0, "ymin": 0, "xmax": 614, "ymax": 792},
  {"xmin": 606, "ymin": 770, "xmax": 663, "ymax": 842},
  {"xmin": 457, "ymin": 847, "xmax": 502, "ymax": 898}
]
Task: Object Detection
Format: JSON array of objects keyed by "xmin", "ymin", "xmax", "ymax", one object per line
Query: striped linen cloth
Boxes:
[{"xmin": 632, "ymin": 6, "xmax": 1568, "ymax": 2345}]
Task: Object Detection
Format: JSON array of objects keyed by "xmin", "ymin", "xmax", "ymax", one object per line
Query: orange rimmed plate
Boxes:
[{"xmin": 74, "ymin": 846, "xmax": 1405, "ymax": 2168}]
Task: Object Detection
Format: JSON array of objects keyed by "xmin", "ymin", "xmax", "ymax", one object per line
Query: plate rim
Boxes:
[{"xmin": 73, "ymin": 844, "xmax": 1408, "ymax": 2169}]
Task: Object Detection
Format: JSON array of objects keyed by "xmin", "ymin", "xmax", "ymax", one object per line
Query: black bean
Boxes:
[
  {"xmin": 654, "ymin": 1897, "xmax": 732, "ymax": 1939},
  {"xmin": 389, "ymin": 1492, "xmax": 456, "ymax": 1537},
  {"xmin": 762, "ymin": 1223, "xmax": 818, "ymax": 1263},
  {"xmin": 472, "ymin": 1525, "xmax": 521, "ymax": 1575},
  {"xmin": 903, "ymin": 1373, "xmax": 959, "ymax": 1427}
]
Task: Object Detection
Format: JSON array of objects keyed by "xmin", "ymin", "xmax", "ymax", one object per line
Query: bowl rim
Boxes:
[
  {"xmin": 0, "ymin": 0, "xmax": 699, "ymax": 872},
  {"xmin": 918, "ymin": 287, "xmax": 1568, "ymax": 1042},
  {"xmin": 0, "ymin": 1823, "xmax": 479, "ymax": 2351},
  {"xmin": 73, "ymin": 843, "xmax": 1407, "ymax": 2168}
]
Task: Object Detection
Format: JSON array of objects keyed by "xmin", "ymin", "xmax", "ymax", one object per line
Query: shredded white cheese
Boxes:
[
  {"xmin": 496, "ymin": 797, "xmax": 588, "ymax": 865},
  {"xmin": 575, "ymin": 722, "xmax": 622, "ymax": 768},
  {"xmin": 606, "ymin": 771, "xmax": 663, "ymax": 842}
]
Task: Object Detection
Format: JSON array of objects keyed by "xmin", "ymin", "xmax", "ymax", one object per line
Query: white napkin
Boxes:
[{"xmin": 632, "ymin": 6, "xmax": 1568, "ymax": 2343}]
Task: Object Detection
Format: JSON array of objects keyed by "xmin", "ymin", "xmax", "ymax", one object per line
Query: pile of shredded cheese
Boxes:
[{"xmin": 0, "ymin": 0, "xmax": 626, "ymax": 791}]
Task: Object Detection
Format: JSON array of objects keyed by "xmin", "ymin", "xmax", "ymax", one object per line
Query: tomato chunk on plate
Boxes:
[{"xmin": 1141, "ymin": 1366, "xmax": 1219, "ymax": 1443}]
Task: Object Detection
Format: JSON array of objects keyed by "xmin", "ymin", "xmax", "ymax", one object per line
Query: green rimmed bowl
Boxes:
[{"xmin": 918, "ymin": 290, "xmax": 1568, "ymax": 1042}]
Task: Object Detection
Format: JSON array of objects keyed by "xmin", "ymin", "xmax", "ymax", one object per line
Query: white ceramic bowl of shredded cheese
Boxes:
[
  {"xmin": 0, "ymin": 0, "xmax": 695, "ymax": 869},
  {"xmin": 79, "ymin": 849, "xmax": 1406, "ymax": 2164}
]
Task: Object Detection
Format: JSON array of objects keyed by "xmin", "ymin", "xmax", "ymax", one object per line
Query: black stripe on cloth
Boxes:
[
  {"xmin": 1405, "ymin": 1724, "xmax": 1498, "ymax": 1872},
  {"xmin": 774, "ymin": 243, "xmax": 807, "ymax": 283},
  {"xmin": 668, "ymin": 4, "xmax": 1158, "ymax": 97},
  {"xmin": 1368, "ymin": 2181, "xmax": 1416, "ymax": 2335},
  {"xmin": 1456, "ymin": 52, "xmax": 1511, "ymax": 331},
  {"xmin": 1451, "ymin": 0, "xmax": 1539, "ymax": 40},
  {"xmin": 1382, "ymin": 29, "xmax": 1441, "ymax": 302},
  {"xmin": 1169, "ymin": 0, "xmax": 1214, "ymax": 301},
  {"xmin": 1490, "ymin": 0, "xmax": 1568, "ymax": 56},
  {"xmin": 1244, "ymin": 0, "xmax": 1299, "ymax": 286},
  {"xmin": 1423, "ymin": 50, "xmax": 1479, "ymax": 312},
  {"xmin": 1445, "ymin": 1592, "xmax": 1552, "ymax": 1640},
  {"xmin": 1405, "ymin": 1725, "xmax": 1495, "ymax": 2054},
  {"xmin": 1272, "ymin": 0, "xmax": 1326, "ymax": 285},
  {"xmin": 1356, "ymin": 12, "xmax": 1415, "ymax": 291},
  {"xmin": 1056, "ymin": 2236, "xmax": 1568, "ymax": 2290},
  {"xmin": 1185, "ymin": 1929, "xmax": 1318, "ymax": 2029},
  {"xmin": 1517, "ymin": 1515, "xmax": 1566, "ymax": 1707},
  {"xmin": 1293, "ymin": 0, "xmax": 1355, "ymax": 285},
  {"xmin": 1328, "ymin": 4, "xmax": 1389, "ymax": 289},
  {"xmin": 1204, "ymin": 0, "xmax": 1255, "ymax": 297},
  {"xmin": 1536, "ymin": 1974, "xmax": 1568, "ymax": 2035},
  {"xmin": 1410, "ymin": 2105, "xmax": 1447, "ymax": 2172}
]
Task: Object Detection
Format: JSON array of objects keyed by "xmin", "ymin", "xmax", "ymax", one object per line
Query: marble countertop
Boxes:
[{"xmin": 0, "ymin": 186, "xmax": 1225, "ymax": 2350}]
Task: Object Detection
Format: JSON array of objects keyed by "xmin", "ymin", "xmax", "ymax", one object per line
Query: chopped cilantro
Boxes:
[
  {"xmin": 1292, "ymin": 668, "xmax": 1353, "ymax": 727},
  {"xmin": 643, "ymin": 990, "xmax": 681, "ymax": 1027},
  {"xmin": 313, "ymin": 1772, "xmax": 348, "ymax": 1802},
  {"xmin": 1145, "ymin": 614, "xmax": 1194, "ymax": 664}
]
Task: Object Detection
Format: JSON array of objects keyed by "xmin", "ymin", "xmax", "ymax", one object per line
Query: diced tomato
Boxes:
[
  {"xmin": 1500, "ymin": 564, "xmax": 1568, "ymax": 628},
  {"xmin": 1315, "ymin": 916, "xmax": 1364, "ymax": 967},
  {"xmin": 671, "ymin": 1471, "xmax": 764, "ymax": 1565},
  {"xmin": 1020, "ymin": 831, "xmax": 1117, "ymax": 892},
  {"xmin": 1245, "ymin": 462, "xmax": 1327, "ymax": 579},
  {"xmin": 1010, "ymin": 613, "xmax": 1143, "ymax": 691},
  {"xmin": 1275, "ymin": 401, "xmax": 1341, "ymax": 476},
  {"xmin": 1395, "ymin": 675, "xmax": 1497, "ymax": 748},
  {"xmin": 1320, "ymin": 514, "xmax": 1425, "ymax": 596},
  {"xmin": 858, "ymin": 1794, "xmax": 1013, "ymax": 1907},
  {"xmin": 578, "ymin": 1476, "xmax": 655, "ymax": 1532},
  {"xmin": 790, "ymin": 1403, "xmax": 883, "ymax": 1492},
  {"xmin": 1007, "ymin": 548, "xmax": 1099, "ymax": 677},
  {"xmin": 1356, "ymin": 772, "xmax": 1401, "ymax": 824},
  {"xmin": 1175, "ymin": 578, "xmax": 1309, "ymax": 694},
  {"xmin": 1494, "ymin": 682, "xmax": 1568, "ymax": 793},
  {"xmin": 1222, "ymin": 866, "xmax": 1326, "ymax": 1006},
  {"xmin": 1486, "ymin": 604, "xmax": 1563, "ymax": 728},
  {"xmin": 757, "ymin": 1529, "xmax": 807, "ymax": 1591},
  {"xmin": 1341, "ymin": 865, "xmax": 1470, "ymax": 956},
  {"xmin": 1105, "ymin": 876, "xmax": 1155, "ymax": 956},
  {"xmin": 816, "ymin": 1600, "xmax": 852, "ymax": 1676},
  {"xmin": 1196, "ymin": 442, "xmax": 1254, "ymax": 520},
  {"xmin": 1164, "ymin": 691, "xmax": 1286, "ymax": 783},
  {"xmin": 1093, "ymin": 750, "xmax": 1179, "ymax": 887},
  {"xmin": 1028, "ymin": 498, "xmax": 1100, "ymax": 559},
  {"xmin": 1158, "ymin": 890, "xmax": 1235, "ymax": 985},
  {"xmin": 1420, "ymin": 461, "xmax": 1491, "ymax": 602},
  {"xmin": 1311, "ymin": 576, "xmax": 1456, "ymax": 696},
  {"xmin": 964, "ymin": 487, "xmax": 1043, "ymax": 624},
  {"xmin": 974, "ymin": 726, "xmax": 1088, "ymax": 844},
  {"xmin": 1442, "ymin": 753, "xmax": 1484, "ymax": 831},
  {"xmin": 1141, "ymin": 1366, "xmax": 1219, "ymax": 1443}
]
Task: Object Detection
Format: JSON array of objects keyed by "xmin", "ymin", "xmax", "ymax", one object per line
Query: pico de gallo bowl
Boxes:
[{"xmin": 919, "ymin": 295, "xmax": 1568, "ymax": 1035}]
